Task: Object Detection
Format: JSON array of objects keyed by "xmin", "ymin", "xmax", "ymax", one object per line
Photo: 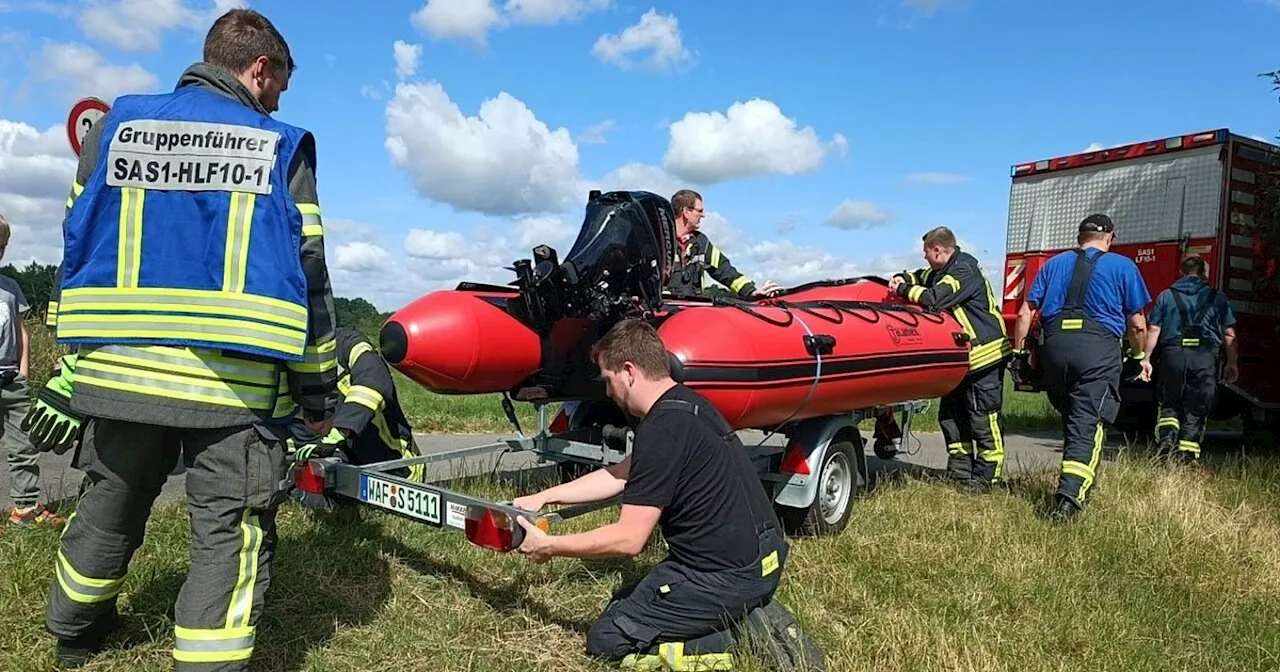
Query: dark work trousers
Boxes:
[
  {"xmin": 46, "ymin": 417, "xmax": 288, "ymax": 671},
  {"xmin": 1154, "ymin": 345, "xmax": 1219, "ymax": 459},
  {"xmin": 585, "ymin": 525, "xmax": 789, "ymax": 669},
  {"xmin": 938, "ymin": 364, "xmax": 1007, "ymax": 486},
  {"xmin": 1039, "ymin": 329, "xmax": 1122, "ymax": 509}
]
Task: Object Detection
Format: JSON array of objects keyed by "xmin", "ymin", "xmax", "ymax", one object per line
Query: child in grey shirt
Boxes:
[{"xmin": 0, "ymin": 214, "xmax": 64, "ymax": 527}]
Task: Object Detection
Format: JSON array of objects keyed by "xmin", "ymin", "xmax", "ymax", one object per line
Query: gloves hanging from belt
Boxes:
[
  {"xmin": 21, "ymin": 354, "xmax": 83, "ymax": 455},
  {"xmin": 289, "ymin": 427, "xmax": 348, "ymax": 463}
]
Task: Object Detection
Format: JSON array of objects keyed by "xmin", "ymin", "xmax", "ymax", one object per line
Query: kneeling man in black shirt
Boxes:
[{"xmin": 512, "ymin": 318, "xmax": 825, "ymax": 671}]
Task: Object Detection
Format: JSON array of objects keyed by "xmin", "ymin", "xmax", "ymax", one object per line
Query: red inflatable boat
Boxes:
[
  {"xmin": 377, "ymin": 189, "xmax": 973, "ymax": 431},
  {"xmin": 380, "ymin": 277, "xmax": 972, "ymax": 431}
]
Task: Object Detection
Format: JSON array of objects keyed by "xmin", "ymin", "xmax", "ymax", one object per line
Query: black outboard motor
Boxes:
[{"xmin": 513, "ymin": 190, "xmax": 677, "ymax": 330}]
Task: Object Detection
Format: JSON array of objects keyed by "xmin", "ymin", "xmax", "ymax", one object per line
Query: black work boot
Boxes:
[
  {"xmin": 1045, "ymin": 494, "xmax": 1082, "ymax": 523},
  {"xmin": 742, "ymin": 602, "xmax": 826, "ymax": 671},
  {"xmin": 54, "ymin": 607, "xmax": 119, "ymax": 669}
]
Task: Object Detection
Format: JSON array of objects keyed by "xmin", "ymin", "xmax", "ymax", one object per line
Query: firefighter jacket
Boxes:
[
  {"xmin": 49, "ymin": 63, "xmax": 338, "ymax": 429},
  {"xmin": 894, "ymin": 249, "xmax": 1011, "ymax": 372},
  {"xmin": 665, "ymin": 231, "xmax": 758, "ymax": 299},
  {"xmin": 329, "ymin": 328, "xmax": 422, "ymax": 480}
]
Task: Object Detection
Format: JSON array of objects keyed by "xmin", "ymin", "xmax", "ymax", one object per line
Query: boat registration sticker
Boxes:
[{"xmin": 359, "ymin": 473, "xmax": 442, "ymax": 525}]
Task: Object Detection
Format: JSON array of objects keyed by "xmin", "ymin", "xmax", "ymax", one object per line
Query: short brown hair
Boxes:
[
  {"xmin": 922, "ymin": 226, "xmax": 956, "ymax": 249},
  {"xmin": 671, "ymin": 189, "xmax": 702, "ymax": 215},
  {"xmin": 590, "ymin": 318, "xmax": 671, "ymax": 379},
  {"xmin": 1181, "ymin": 255, "xmax": 1207, "ymax": 277},
  {"xmin": 204, "ymin": 9, "xmax": 295, "ymax": 77},
  {"xmin": 0, "ymin": 213, "xmax": 10, "ymax": 248}
]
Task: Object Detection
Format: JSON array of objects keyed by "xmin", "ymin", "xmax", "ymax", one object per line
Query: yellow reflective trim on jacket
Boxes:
[
  {"xmin": 940, "ymin": 274, "xmax": 961, "ymax": 293},
  {"xmin": 223, "ymin": 192, "xmax": 255, "ymax": 294},
  {"xmin": 348, "ymin": 341, "xmax": 374, "ymax": 368},
  {"xmin": 58, "ymin": 287, "xmax": 309, "ymax": 319},
  {"xmin": 907, "ymin": 285, "xmax": 926, "ymax": 302},
  {"xmin": 345, "ymin": 384, "xmax": 385, "ymax": 412},
  {"xmin": 297, "ymin": 202, "xmax": 323, "ymax": 237},
  {"xmin": 74, "ymin": 345, "xmax": 289, "ymax": 414},
  {"xmin": 288, "ymin": 338, "xmax": 338, "ymax": 374},
  {"xmin": 117, "ymin": 187, "xmax": 144, "ymax": 288},
  {"xmin": 45, "ymin": 300, "xmax": 59, "ymax": 328},
  {"xmin": 729, "ymin": 275, "xmax": 751, "ymax": 293}
]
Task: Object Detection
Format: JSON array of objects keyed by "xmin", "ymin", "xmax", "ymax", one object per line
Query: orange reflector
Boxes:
[
  {"xmin": 464, "ymin": 506, "xmax": 549, "ymax": 553},
  {"xmin": 778, "ymin": 441, "xmax": 810, "ymax": 475}
]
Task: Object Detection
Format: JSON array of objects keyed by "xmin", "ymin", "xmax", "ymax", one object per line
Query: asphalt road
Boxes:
[{"xmin": 2, "ymin": 427, "xmax": 1074, "ymax": 512}]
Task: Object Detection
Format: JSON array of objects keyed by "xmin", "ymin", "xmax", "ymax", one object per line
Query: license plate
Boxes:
[{"xmin": 359, "ymin": 473, "xmax": 442, "ymax": 525}]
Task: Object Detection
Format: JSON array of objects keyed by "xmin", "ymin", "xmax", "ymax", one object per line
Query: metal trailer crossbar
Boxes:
[{"xmin": 290, "ymin": 396, "xmax": 932, "ymax": 546}]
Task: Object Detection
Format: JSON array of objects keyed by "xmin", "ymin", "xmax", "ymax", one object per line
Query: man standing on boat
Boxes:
[
  {"xmin": 665, "ymin": 189, "xmax": 782, "ymax": 299},
  {"xmin": 889, "ymin": 227, "xmax": 1012, "ymax": 492}
]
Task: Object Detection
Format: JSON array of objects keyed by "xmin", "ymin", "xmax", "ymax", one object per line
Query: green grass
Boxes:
[
  {"xmin": 395, "ymin": 371, "xmax": 1063, "ymax": 436},
  {"xmin": 4, "ymin": 453, "xmax": 1280, "ymax": 671}
]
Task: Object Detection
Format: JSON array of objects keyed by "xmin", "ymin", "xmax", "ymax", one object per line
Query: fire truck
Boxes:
[{"xmin": 1001, "ymin": 129, "xmax": 1280, "ymax": 444}]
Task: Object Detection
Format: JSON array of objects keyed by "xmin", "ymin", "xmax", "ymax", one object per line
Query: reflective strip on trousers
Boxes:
[
  {"xmin": 1062, "ymin": 422, "xmax": 1105, "ymax": 503},
  {"xmin": 981, "ymin": 412, "xmax": 1006, "ymax": 482},
  {"xmin": 173, "ymin": 511, "xmax": 264, "ymax": 664},
  {"xmin": 55, "ymin": 549, "xmax": 125, "ymax": 604}
]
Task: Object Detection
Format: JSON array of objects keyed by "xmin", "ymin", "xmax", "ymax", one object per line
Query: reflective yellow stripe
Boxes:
[
  {"xmin": 173, "ymin": 625, "xmax": 255, "ymax": 664},
  {"xmin": 65, "ymin": 180, "xmax": 84, "ymax": 208},
  {"xmin": 1178, "ymin": 440, "xmax": 1201, "ymax": 455},
  {"xmin": 946, "ymin": 441, "xmax": 970, "ymax": 455},
  {"xmin": 940, "ymin": 274, "xmax": 961, "ymax": 293},
  {"xmin": 348, "ymin": 341, "xmax": 374, "ymax": 368},
  {"xmin": 227, "ymin": 510, "xmax": 264, "ymax": 629},
  {"xmin": 729, "ymin": 275, "xmax": 751, "ymax": 294},
  {"xmin": 297, "ymin": 202, "xmax": 323, "ymax": 237},
  {"xmin": 75, "ymin": 345, "xmax": 285, "ymax": 412},
  {"xmin": 1066, "ymin": 422, "xmax": 1106, "ymax": 503},
  {"xmin": 54, "ymin": 550, "xmax": 125, "ymax": 604},
  {"xmin": 289, "ymin": 338, "xmax": 338, "ymax": 374},
  {"xmin": 982, "ymin": 412, "xmax": 1006, "ymax": 482},
  {"xmin": 709, "ymin": 247, "xmax": 722, "ymax": 268},
  {"xmin": 45, "ymin": 300, "xmax": 59, "ymax": 328},
  {"xmin": 117, "ymin": 187, "xmax": 144, "ymax": 288},
  {"xmin": 223, "ymin": 192, "xmax": 255, "ymax": 293},
  {"xmin": 346, "ymin": 384, "xmax": 384, "ymax": 412},
  {"xmin": 58, "ymin": 286, "xmax": 309, "ymax": 358},
  {"xmin": 970, "ymin": 338, "xmax": 1012, "ymax": 370},
  {"xmin": 1181, "ymin": 338, "xmax": 1201, "ymax": 347},
  {"xmin": 761, "ymin": 550, "xmax": 779, "ymax": 576},
  {"xmin": 907, "ymin": 285, "xmax": 926, "ymax": 302},
  {"xmin": 982, "ymin": 278, "xmax": 1008, "ymax": 336},
  {"xmin": 1061, "ymin": 318, "xmax": 1083, "ymax": 330}
]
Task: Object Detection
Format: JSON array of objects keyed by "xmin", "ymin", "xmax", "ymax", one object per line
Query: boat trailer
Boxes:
[{"xmin": 287, "ymin": 397, "xmax": 931, "ymax": 551}]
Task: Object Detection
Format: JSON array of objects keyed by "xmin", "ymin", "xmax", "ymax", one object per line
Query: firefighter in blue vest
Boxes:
[
  {"xmin": 1013, "ymin": 214, "xmax": 1151, "ymax": 521},
  {"xmin": 292, "ymin": 327, "xmax": 425, "ymax": 484},
  {"xmin": 889, "ymin": 226, "xmax": 1012, "ymax": 491},
  {"xmin": 1138, "ymin": 255, "xmax": 1239, "ymax": 463},
  {"xmin": 38, "ymin": 9, "xmax": 339, "ymax": 669}
]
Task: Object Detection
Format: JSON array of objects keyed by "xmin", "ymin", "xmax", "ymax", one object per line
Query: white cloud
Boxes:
[
  {"xmin": 384, "ymin": 81, "xmax": 582, "ymax": 216},
  {"xmin": 903, "ymin": 172, "xmax": 966, "ymax": 185},
  {"xmin": 393, "ymin": 40, "xmax": 422, "ymax": 78},
  {"xmin": 0, "ymin": 119, "xmax": 77, "ymax": 268},
  {"xmin": 663, "ymin": 98, "xmax": 847, "ymax": 184},
  {"xmin": 77, "ymin": 0, "xmax": 247, "ymax": 53},
  {"xmin": 824, "ymin": 200, "xmax": 892, "ymax": 230},
  {"xmin": 577, "ymin": 119, "xmax": 614, "ymax": 144},
  {"xmin": 31, "ymin": 42, "xmax": 159, "ymax": 103},
  {"xmin": 589, "ymin": 163, "xmax": 687, "ymax": 201},
  {"xmin": 591, "ymin": 9, "xmax": 692, "ymax": 72},
  {"xmin": 412, "ymin": 0, "xmax": 500, "ymax": 45},
  {"xmin": 411, "ymin": 0, "xmax": 609, "ymax": 45}
]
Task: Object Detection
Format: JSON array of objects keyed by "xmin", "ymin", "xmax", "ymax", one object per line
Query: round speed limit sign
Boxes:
[{"xmin": 66, "ymin": 97, "xmax": 110, "ymax": 157}]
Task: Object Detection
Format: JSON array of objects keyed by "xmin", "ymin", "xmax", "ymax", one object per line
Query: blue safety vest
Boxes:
[{"xmin": 57, "ymin": 86, "xmax": 314, "ymax": 362}]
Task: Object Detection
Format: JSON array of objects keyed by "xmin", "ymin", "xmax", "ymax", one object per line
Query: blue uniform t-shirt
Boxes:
[
  {"xmin": 1147, "ymin": 275, "xmax": 1237, "ymax": 350},
  {"xmin": 1026, "ymin": 248, "xmax": 1152, "ymax": 338}
]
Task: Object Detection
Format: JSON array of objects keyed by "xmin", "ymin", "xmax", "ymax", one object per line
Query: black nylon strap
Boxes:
[{"xmin": 1063, "ymin": 249, "xmax": 1101, "ymax": 315}]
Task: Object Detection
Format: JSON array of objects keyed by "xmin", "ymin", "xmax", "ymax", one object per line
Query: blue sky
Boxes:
[{"xmin": 2, "ymin": 0, "xmax": 1279, "ymax": 311}]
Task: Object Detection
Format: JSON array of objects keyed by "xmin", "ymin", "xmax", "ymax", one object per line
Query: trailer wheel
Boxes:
[{"xmin": 779, "ymin": 439, "xmax": 857, "ymax": 537}]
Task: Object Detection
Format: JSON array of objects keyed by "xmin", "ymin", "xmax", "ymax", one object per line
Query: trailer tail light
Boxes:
[
  {"xmin": 293, "ymin": 460, "xmax": 329, "ymax": 495},
  {"xmin": 778, "ymin": 440, "xmax": 811, "ymax": 475},
  {"xmin": 548, "ymin": 408, "xmax": 569, "ymax": 434},
  {"xmin": 464, "ymin": 506, "xmax": 549, "ymax": 553}
]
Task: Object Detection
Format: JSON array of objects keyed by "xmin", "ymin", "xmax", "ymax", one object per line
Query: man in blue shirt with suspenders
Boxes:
[
  {"xmin": 1013, "ymin": 214, "xmax": 1151, "ymax": 521},
  {"xmin": 1138, "ymin": 255, "xmax": 1239, "ymax": 463}
]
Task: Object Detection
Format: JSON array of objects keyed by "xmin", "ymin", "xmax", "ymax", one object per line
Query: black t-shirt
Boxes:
[{"xmin": 621, "ymin": 384, "xmax": 781, "ymax": 572}]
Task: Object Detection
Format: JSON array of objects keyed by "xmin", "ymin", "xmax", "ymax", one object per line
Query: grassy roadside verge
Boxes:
[{"xmin": 3, "ymin": 453, "xmax": 1279, "ymax": 671}]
